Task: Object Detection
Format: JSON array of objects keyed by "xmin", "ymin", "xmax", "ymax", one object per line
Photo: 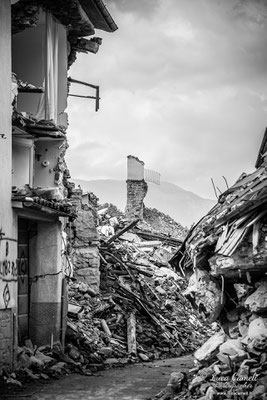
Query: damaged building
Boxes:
[
  {"xmin": 0, "ymin": 0, "xmax": 117, "ymax": 373},
  {"xmin": 165, "ymin": 128, "xmax": 267, "ymax": 399},
  {"xmin": 171, "ymin": 128, "xmax": 267, "ymax": 326}
]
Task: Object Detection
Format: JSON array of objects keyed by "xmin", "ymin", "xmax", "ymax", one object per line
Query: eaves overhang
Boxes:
[
  {"xmin": 12, "ymin": 196, "xmax": 77, "ymax": 219},
  {"xmin": 79, "ymin": 0, "xmax": 118, "ymax": 32}
]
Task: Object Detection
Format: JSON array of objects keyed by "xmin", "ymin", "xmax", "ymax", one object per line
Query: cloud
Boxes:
[
  {"xmin": 109, "ymin": 0, "xmax": 161, "ymax": 18},
  {"xmin": 66, "ymin": 0, "xmax": 267, "ymax": 199}
]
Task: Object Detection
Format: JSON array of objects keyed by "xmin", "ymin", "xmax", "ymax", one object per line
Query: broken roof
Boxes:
[
  {"xmin": 12, "ymin": 111, "xmax": 67, "ymax": 140},
  {"xmin": 79, "ymin": 0, "xmax": 118, "ymax": 33},
  {"xmin": 255, "ymin": 127, "xmax": 267, "ymax": 169},
  {"xmin": 170, "ymin": 127, "xmax": 267, "ymax": 280},
  {"xmin": 12, "ymin": 0, "xmax": 117, "ymax": 36}
]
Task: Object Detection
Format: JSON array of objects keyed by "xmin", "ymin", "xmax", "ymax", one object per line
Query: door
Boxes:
[{"xmin": 17, "ymin": 218, "xmax": 30, "ymax": 344}]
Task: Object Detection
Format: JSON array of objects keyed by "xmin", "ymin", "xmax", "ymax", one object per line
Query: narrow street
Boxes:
[{"xmin": 1, "ymin": 356, "xmax": 193, "ymax": 400}]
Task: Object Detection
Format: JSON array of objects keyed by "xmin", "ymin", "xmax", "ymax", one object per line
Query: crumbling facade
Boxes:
[
  {"xmin": 68, "ymin": 189, "xmax": 101, "ymax": 291},
  {"xmin": 0, "ymin": 0, "xmax": 117, "ymax": 373},
  {"xmin": 167, "ymin": 128, "xmax": 267, "ymax": 399},
  {"xmin": 125, "ymin": 155, "xmax": 148, "ymax": 221}
]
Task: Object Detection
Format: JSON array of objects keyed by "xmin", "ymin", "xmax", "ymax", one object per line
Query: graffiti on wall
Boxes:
[
  {"xmin": 3, "ymin": 284, "xmax": 10, "ymax": 309},
  {"xmin": 0, "ymin": 234, "xmax": 18, "ymax": 309},
  {"xmin": 0, "ymin": 242, "xmax": 18, "ymax": 282}
]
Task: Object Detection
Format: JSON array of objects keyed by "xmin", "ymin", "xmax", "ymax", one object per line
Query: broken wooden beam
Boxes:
[
  {"xmin": 132, "ymin": 229, "xmax": 183, "ymax": 246},
  {"xmin": 104, "ymin": 219, "xmax": 139, "ymax": 248},
  {"xmin": 101, "ymin": 319, "xmax": 112, "ymax": 337},
  {"xmin": 127, "ymin": 312, "xmax": 137, "ymax": 357},
  {"xmin": 136, "ymin": 240, "xmax": 162, "ymax": 248}
]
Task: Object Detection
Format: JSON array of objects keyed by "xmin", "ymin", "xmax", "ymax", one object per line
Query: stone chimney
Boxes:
[{"xmin": 125, "ymin": 155, "xmax": 148, "ymax": 220}]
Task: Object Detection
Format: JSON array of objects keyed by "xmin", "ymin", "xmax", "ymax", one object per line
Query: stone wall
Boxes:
[
  {"xmin": 125, "ymin": 179, "xmax": 148, "ymax": 220},
  {"xmin": 125, "ymin": 155, "xmax": 148, "ymax": 221},
  {"xmin": 69, "ymin": 190, "xmax": 100, "ymax": 291},
  {"xmin": 0, "ymin": 309, "xmax": 13, "ymax": 372}
]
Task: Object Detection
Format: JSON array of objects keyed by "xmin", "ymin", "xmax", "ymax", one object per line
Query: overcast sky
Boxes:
[{"xmin": 66, "ymin": 0, "xmax": 267, "ymax": 199}]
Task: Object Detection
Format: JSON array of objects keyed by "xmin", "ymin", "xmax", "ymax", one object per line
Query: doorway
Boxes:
[{"xmin": 17, "ymin": 218, "xmax": 37, "ymax": 345}]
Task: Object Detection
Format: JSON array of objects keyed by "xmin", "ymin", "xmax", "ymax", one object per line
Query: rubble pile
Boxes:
[
  {"xmin": 143, "ymin": 207, "xmax": 187, "ymax": 240},
  {"xmin": 0, "ymin": 340, "xmax": 84, "ymax": 391},
  {"xmin": 153, "ymin": 136, "xmax": 267, "ymax": 400},
  {"xmin": 98, "ymin": 203, "xmax": 187, "ymax": 241},
  {"xmin": 154, "ymin": 316, "xmax": 267, "ymax": 400},
  {"xmin": 65, "ymin": 220, "xmax": 212, "ymax": 371}
]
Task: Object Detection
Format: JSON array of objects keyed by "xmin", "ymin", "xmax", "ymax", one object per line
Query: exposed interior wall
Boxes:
[
  {"xmin": 34, "ymin": 139, "xmax": 65, "ymax": 191},
  {"xmin": 12, "ymin": 12, "xmax": 45, "ymax": 118},
  {"xmin": 12, "ymin": 9, "xmax": 68, "ymax": 127},
  {"xmin": 29, "ymin": 220, "xmax": 64, "ymax": 346},
  {"xmin": 12, "ymin": 138, "xmax": 34, "ymax": 187},
  {"xmin": 0, "ymin": 0, "xmax": 18, "ymax": 373},
  {"xmin": 127, "ymin": 155, "xmax": 144, "ymax": 180}
]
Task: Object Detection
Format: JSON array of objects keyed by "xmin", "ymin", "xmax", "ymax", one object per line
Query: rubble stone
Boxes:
[
  {"xmin": 138, "ymin": 353, "xmax": 149, "ymax": 362},
  {"xmin": 248, "ymin": 317, "xmax": 267, "ymax": 340},
  {"xmin": 183, "ymin": 269, "xmax": 225, "ymax": 323},
  {"xmin": 17, "ymin": 353, "xmax": 31, "ymax": 368},
  {"xmin": 194, "ymin": 330, "xmax": 226, "ymax": 363},
  {"xmin": 234, "ymin": 283, "xmax": 253, "ymax": 300},
  {"xmin": 245, "ymin": 280, "xmax": 267, "ymax": 312},
  {"xmin": 219, "ymin": 338, "xmax": 245, "ymax": 356}
]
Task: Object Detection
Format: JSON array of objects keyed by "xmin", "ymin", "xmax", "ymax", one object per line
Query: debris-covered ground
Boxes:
[
  {"xmin": 153, "ymin": 142, "xmax": 267, "ymax": 400},
  {"xmin": 66, "ymin": 211, "xmax": 211, "ymax": 369},
  {"xmin": 1, "ymin": 206, "xmax": 213, "ymax": 394}
]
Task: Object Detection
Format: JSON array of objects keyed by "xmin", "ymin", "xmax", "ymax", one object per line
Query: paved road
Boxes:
[{"xmin": 2, "ymin": 356, "xmax": 193, "ymax": 400}]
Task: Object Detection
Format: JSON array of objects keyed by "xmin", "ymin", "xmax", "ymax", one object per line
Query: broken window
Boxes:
[
  {"xmin": 12, "ymin": 9, "xmax": 68, "ymax": 127},
  {"xmin": 68, "ymin": 77, "xmax": 100, "ymax": 112}
]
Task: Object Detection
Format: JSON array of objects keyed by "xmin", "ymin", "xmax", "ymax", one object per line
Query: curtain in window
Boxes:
[
  {"xmin": 36, "ymin": 12, "xmax": 58, "ymax": 123},
  {"xmin": 45, "ymin": 12, "xmax": 58, "ymax": 123}
]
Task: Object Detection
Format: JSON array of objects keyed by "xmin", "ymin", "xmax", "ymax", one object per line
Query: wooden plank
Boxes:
[
  {"xmin": 231, "ymin": 167, "xmax": 265, "ymax": 190},
  {"xmin": 215, "ymin": 224, "xmax": 228, "ymax": 252},
  {"xmin": 133, "ymin": 229, "xmax": 183, "ymax": 246},
  {"xmin": 105, "ymin": 219, "xmax": 139, "ymax": 248},
  {"xmin": 252, "ymin": 221, "xmax": 260, "ymax": 255},
  {"xmin": 101, "ymin": 319, "xmax": 112, "ymax": 337},
  {"xmin": 136, "ymin": 241, "xmax": 162, "ymax": 248},
  {"xmin": 218, "ymin": 226, "xmax": 248, "ymax": 256},
  {"xmin": 214, "ymin": 194, "xmax": 267, "ymax": 227},
  {"xmin": 127, "ymin": 312, "xmax": 137, "ymax": 356},
  {"xmin": 215, "ymin": 176, "xmax": 267, "ymax": 221}
]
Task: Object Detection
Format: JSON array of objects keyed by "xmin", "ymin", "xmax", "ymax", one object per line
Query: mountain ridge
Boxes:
[{"xmin": 72, "ymin": 178, "xmax": 215, "ymax": 227}]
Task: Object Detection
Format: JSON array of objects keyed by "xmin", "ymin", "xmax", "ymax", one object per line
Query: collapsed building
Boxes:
[
  {"xmin": 0, "ymin": 0, "xmax": 117, "ymax": 373},
  {"xmin": 158, "ymin": 128, "xmax": 267, "ymax": 399}
]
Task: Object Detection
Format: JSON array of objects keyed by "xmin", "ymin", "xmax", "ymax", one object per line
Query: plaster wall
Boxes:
[
  {"xmin": 29, "ymin": 220, "xmax": 63, "ymax": 345},
  {"xmin": 127, "ymin": 156, "xmax": 144, "ymax": 180},
  {"xmin": 34, "ymin": 139, "xmax": 64, "ymax": 188},
  {"xmin": 12, "ymin": 138, "xmax": 34, "ymax": 187},
  {"xmin": 0, "ymin": 0, "xmax": 18, "ymax": 372}
]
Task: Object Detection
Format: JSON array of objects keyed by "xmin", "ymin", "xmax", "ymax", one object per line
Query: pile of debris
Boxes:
[
  {"xmin": 143, "ymin": 207, "xmax": 187, "ymax": 240},
  {"xmin": 0, "ymin": 339, "xmax": 87, "ymax": 392},
  {"xmin": 153, "ymin": 129, "xmax": 267, "ymax": 399},
  {"xmin": 65, "ymin": 217, "xmax": 212, "ymax": 371},
  {"xmin": 97, "ymin": 203, "xmax": 187, "ymax": 241}
]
